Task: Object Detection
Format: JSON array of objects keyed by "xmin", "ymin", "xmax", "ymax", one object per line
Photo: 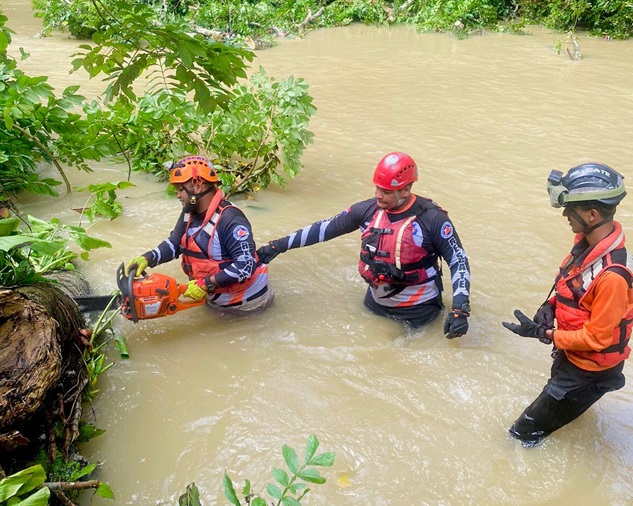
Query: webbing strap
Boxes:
[{"xmin": 394, "ymin": 216, "xmax": 416, "ymax": 270}]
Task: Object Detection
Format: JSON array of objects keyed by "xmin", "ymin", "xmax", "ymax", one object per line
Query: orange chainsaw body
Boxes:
[{"xmin": 117, "ymin": 264, "xmax": 205, "ymax": 322}]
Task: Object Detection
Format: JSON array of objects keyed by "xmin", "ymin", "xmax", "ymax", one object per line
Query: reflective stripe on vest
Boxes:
[{"xmin": 358, "ymin": 205, "xmax": 437, "ymax": 287}]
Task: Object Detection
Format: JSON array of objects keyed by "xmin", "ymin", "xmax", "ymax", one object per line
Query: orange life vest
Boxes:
[
  {"xmin": 179, "ymin": 190, "xmax": 264, "ymax": 295},
  {"xmin": 555, "ymin": 222, "xmax": 633, "ymax": 368},
  {"xmin": 358, "ymin": 202, "xmax": 438, "ymax": 287}
]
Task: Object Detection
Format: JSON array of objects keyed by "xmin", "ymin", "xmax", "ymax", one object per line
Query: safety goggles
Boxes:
[{"xmin": 546, "ymin": 169, "xmax": 626, "ymax": 208}]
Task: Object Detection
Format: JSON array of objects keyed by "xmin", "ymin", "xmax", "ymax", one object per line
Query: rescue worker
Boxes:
[
  {"xmin": 503, "ymin": 162, "xmax": 632, "ymax": 447},
  {"xmin": 125, "ymin": 156, "xmax": 273, "ymax": 313},
  {"xmin": 257, "ymin": 152, "xmax": 471, "ymax": 335}
]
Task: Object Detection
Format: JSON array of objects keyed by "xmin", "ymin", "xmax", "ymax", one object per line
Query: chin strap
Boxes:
[
  {"xmin": 567, "ymin": 207, "xmax": 613, "ymax": 235},
  {"xmin": 186, "ymin": 186, "xmax": 213, "ymax": 206},
  {"xmin": 183, "ymin": 185, "xmax": 215, "ymax": 213}
]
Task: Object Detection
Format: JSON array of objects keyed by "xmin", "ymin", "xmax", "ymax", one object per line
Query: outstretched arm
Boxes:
[{"xmin": 258, "ymin": 200, "xmax": 373, "ymax": 263}]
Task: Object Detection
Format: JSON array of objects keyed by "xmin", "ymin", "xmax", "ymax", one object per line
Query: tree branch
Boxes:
[
  {"xmin": 12, "ymin": 124, "xmax": 72, "ymax": 194},
  {"xmin": 53, "ymin": 489, "xmax": 76, "ymax": 506},
  {"xmin": 44, "ymin": 479, "xmax": 101, "ymax": 491},
  {"xmin": 297, "ymin": 7, "xmax": 324, "ymax": 32},
  {"xmin": 228, "ymin": 111, "xmax": 275, "ymax": 197}
]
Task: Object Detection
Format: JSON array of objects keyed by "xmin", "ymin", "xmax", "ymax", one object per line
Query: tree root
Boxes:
[{"xmin": 297, "ymin": 7, "xmax": 324, "ymax": 33}]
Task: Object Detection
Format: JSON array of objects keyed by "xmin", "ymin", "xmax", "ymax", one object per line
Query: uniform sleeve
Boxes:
[
  {"xmin": 213, "ymin": 207, "xmax": 259, "ymax": 287},
  {"xmin": 421, "ymin": 209, "xmax": 471, "ymax": 309},
  {"xmin": 144, "ymin": 212, "xmax": 186, "ymax": 267},
  {"xmin": 273, "ymin": 200, "xmax": 373, "ymax": 252},
  {"xmin": 553, "ymin": 271, "xmax": 630, "ymax": 351}
]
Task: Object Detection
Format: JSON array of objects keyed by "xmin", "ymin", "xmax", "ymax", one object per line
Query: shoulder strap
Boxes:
[
  {"xmin": 605, "ymin": 265, "xmax": 633, "ymax": 288},
  {"xmin": 415, "ymin": 196, "xmax": 441, "ymax": 215}
]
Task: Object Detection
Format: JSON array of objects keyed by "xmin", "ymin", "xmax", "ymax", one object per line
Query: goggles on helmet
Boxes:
[{"xmin": 547, "ymin": 169, "xmax": 626, "ymax": 208}]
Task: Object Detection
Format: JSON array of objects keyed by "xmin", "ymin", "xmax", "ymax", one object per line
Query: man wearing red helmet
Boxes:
[
  {"xmin": 257, "ymin": 152, "xmax": 471, "ymax": 335},
  {"xmin": 125, "ymin": 156, "xmax": 273, "ymax": 313}
]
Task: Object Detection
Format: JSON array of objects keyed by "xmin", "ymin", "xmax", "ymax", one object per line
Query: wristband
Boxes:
[{"xmin": 204, "ymin": 275, "xmax": 217, "ymax": 292}]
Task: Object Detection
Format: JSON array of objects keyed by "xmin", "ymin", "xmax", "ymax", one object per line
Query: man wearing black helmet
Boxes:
[{"xmin": 503, "ymin": 162, "xmax": 633, "ymax": 447}]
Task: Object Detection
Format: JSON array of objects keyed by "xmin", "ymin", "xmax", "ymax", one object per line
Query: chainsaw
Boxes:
[{"xmin": 73, "ymin": 263, "xmax": 206, "ymax": 322}]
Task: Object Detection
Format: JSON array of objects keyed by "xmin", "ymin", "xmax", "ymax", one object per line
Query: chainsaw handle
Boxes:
[{"xmin": 176, "ymin": 282, "xmax": 207, "ymax": 310}]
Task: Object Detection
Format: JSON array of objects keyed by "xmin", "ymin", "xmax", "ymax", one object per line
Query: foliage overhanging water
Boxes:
[{"xmin": 6, "ymin": 3, "xmax": 633, "ymax": 505}]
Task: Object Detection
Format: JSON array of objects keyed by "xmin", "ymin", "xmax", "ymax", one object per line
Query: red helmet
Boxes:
[
  {"xmin": 169, "ymin": 156, "xmax": 219, "ymax": 185},
  {"xmin": 373, "ymin": 152, "xmax": 418, "ymax": 190}
]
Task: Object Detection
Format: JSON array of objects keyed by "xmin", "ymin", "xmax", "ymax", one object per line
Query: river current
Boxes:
[{"xmin": 5, "ymin": 3, "xmax": 633, "ymax": 505}]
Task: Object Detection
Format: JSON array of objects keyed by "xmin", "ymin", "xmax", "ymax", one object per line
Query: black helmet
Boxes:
[{"xmin": 547, "ymin": 162, "xmax": 626, "ymax": 208}]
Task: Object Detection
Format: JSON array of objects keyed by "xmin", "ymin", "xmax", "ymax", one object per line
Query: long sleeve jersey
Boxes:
[
  {"xmin": 274, "ymin": 195, "xmax": 470, "ymax": 309},
  {"xmin": 143, "ymin": 205, "xmax": 260, "ymax": 288}
]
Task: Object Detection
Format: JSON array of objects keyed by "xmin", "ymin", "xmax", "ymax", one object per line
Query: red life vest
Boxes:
[
  {"xmin": 555, "ymin": 222, "xmax": 633, "ymax": 368},
  {"xmin": 358, "ymin": 202, "xmax": 438, "ymax": 287},
  {"xmin": 180, "ymin": 190, "xmax": 263, "ymax": 295}
]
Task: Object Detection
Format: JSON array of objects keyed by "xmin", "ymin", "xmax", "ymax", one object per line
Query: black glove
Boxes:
[
  {"xmin": 533, "ymin": 303, "xmax": 555, "ymax": 328},
  {"xmin": 502, "ymin": 309, "xmax": 552, "ymax": 344},
  {"xmin": 257, "ymin": 240, "xmax": 283, "ymax": 264},
  {"xmin": 443, "ymin": 309, "xmax": 469, "ymax": 339}
]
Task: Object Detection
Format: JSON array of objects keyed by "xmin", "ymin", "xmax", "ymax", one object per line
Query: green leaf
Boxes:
[
  {"xmin": 96, "ymin": 482, "xmax": 115, "ymax": 499},
  {"xmin": 72, "ymin": 234, "xmax": 112, "ymax": 251},
  {"xmin": 70, "ymin": 463, "xmax": 96, "ymax": 481},
  {"xmin": 266, "ymin": 483, "xmax": 281, "ymax": 499},
  {"xmin": 281, "ymin": 497, "xmax": 301, "ymax": 506},
  {"xmin": 0, "ymin": 465, "xmax": 47, "ymax": 499},
  {"xmin": 307, "ymin": 452, "xmax": 335, "ymax": 467},
  {"xmin": 223, "ymin": 474, "xmax": 240, "ymax": 506},
  {"xmin": 304, "ymin": 435, "xmax": 319, "ymax": 464},
  {"xmin": 0, "ymin": 475, "xmax": 30, "ymax": 501},
  {"xmin": 28, "ymin": 240, "xmax": 66, "ymax": 256},
  {"xmin": 76, "ymin": 423, "xmax": 106, "ymax": 443},
  {"xmin": 0, "ymin": 217, "xmax": 20, "ymax": 236},
  {"xmin": 114, "ymin": 336, "xmax": 130, "ymax": 359},
  {"xmin": 13, "ymin": 486, "xmax": 50, "ymax": 505},
  {"xmin": 251, "ymin": 499, "xmax": 267, "ymax": 506},
  {"xmin": 272, "ymin": 467, "xmax": 289, "ymax": 487},
  {"xmin": 282, "ymin": 445, "xmax": 299, "ymax": 475},
  {"xmin": 296, "ymin": 469, "xmax": 325, "ymax": 485},
  {"xmin": 241, "ymin": 479, "xmax": 251, "ymax": 496},
  {"xmin": 178, "ymin": 482, "xmax": 200, "ymax": 506},
  {"xmin": 0, "ymin": 235, "xmax": 41, "ymax": 253}
]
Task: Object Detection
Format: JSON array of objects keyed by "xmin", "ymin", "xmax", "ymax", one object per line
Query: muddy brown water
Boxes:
[{"xmin": 5, "ymin": 3, "xmax": 633, "ymax": 505}]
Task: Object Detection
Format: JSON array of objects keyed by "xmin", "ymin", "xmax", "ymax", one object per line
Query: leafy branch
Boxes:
[{"xmin": 223, "ymin": 435, "xmax": 335, "ymax": 506}]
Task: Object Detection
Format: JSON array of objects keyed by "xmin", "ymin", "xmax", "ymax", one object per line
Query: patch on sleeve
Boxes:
[
  {"xmin": 232, "ymin": 225, "xmax": 250, "ymax": 241},
  {"xmin": 440, "ymin": 221, "xmax": 454, "ymax": 239},
  {"xmin": 411, "ymin": 222, "xmax": 423, "ymax": 247}
]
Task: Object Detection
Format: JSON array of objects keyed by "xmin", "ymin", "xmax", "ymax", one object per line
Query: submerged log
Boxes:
[
  {"xmin": 0, "ymin": 279, "xmax": 89, "ymax": 458},
  {"xmin": 0, "ymin": 289, "xmax": 61, "ymax": 428}
]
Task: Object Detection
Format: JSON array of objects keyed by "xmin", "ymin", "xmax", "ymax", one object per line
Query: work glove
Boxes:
[
  {"xmin": 533, "ymin": 303, "xmax": 555, "ymax": 328},
  {"xmin": 257, "ymin": 240, "xmax": 283, "ymax": 264},
  {"xmin": 443, "ymin": 309, "xmax": 469, "ymax": 339},
  {"xmin": 125, "ymin": 256, "xmax": 149, "ymax": 277},
  {"xmin": 183, "ymin": 279, "xmax": 207, "ymax": 301},
  {"xmin": 502, "ymin": 309, "xmax": 552, "ymax": 344}
]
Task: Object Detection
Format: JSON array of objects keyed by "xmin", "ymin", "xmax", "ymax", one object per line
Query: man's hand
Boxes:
[
  {"xmin": 502, "ymin": 309, "xmax": 552, "ymax": 344},
  {"xmin": 257, "ymin": 240, "xmax": 283, "ymax": 264},
  {"xmin": 443, "ymin": 309, "xmax": 469, "ymax": 339},
  {"xmin": 533, "ymin": 303, "xmax": 555, "ymax": 328},
  {"xmin": 125, "ymin": 256, "xmax": 149, "ymax": 277},
  {"xmin": 183, "ymin": 279, "xmax": 207, "ymax": 301}
]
